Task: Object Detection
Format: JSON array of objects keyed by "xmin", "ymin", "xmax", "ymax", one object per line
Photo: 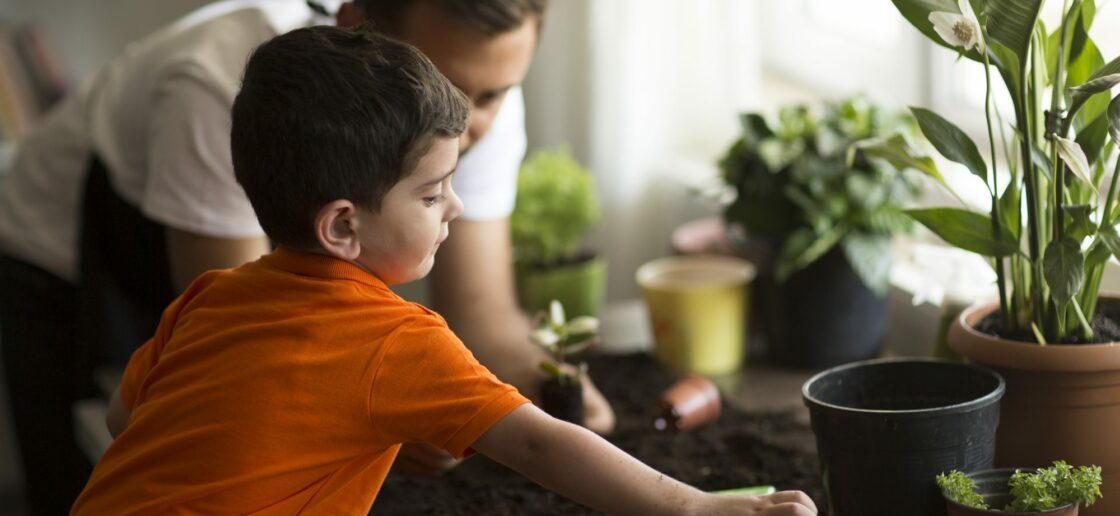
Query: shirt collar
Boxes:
[{"xmin": 263, "ymin": 247, "xmax": 390, "ymax": 291}]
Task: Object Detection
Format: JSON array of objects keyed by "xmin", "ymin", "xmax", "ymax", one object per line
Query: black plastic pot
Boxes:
[
  {"xmin": 803, "ymin": 358, "xmax": 1005, "ymax": 516},
  {"xmin": 757, "ymin": 246, "xmax": 887, "ymax": 369},
  {"xmin": 541, "ymin": 376, "xmax": 583, "ymax": 424}
]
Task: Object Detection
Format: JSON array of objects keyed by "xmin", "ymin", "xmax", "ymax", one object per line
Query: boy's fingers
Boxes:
[
  {"xmin": 762, "ymin": 503, "xmax": 818, "ymax": 516},
  {"xmin": 766, "ymin": 491, "xmax": 816, "ymax": 511}
]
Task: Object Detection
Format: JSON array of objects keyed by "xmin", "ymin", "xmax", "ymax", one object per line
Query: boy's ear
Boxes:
[{"xmin": 314, "ymin": 200, "xmax": 362, "ymax": 261}]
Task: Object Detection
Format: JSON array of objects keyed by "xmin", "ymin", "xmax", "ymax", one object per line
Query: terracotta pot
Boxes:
[
  {"xmin": 943, "ymin": 468, "xmax": 1078, "ymax": 516},
  {"xmin": 949, "ymin": 297, "xmax": 1120, "ymax": 516},
  {"xmin": 651, "ymin": 374, "xmax": 722, "ymax": 432}
]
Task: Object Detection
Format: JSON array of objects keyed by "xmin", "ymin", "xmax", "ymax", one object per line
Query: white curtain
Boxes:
[{"xmin": 523, "ymin": 0, "xmax": 761, "ymax": 301}]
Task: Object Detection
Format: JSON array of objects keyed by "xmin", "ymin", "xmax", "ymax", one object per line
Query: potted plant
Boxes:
[
  {"xmin": 867, "ymin": 1, "xmax": 1120, "ymax": 513},
  {"xmin": 529, "ymin": 300, "xmax": 599, "ymax": 423},
  {"xmin": 802, "ymin": 357, "xmax": 1005, "ymax": 516},
  {"xmin": 719, "ymin": 96, "xmax": 921, "ymax": 368},
  {"xmin": 511, "ymin": 146, "xmax": 606, "ymax": 318},
  {"xmin": 937, "ymin": 461, "xmax": 1102, "ymax": 515}
]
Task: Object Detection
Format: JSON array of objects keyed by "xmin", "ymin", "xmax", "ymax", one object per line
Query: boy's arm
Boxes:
[
  {"xmin": 472, "ymin": 404, "xmax": 818, "ymax": 516},
  {"xmin": 430, "ymin": 218, "xmax": 615, "ymax": 434},
  {"xmin": 105, "ymin": 387, "xmax": 130, "ymax": 439}
]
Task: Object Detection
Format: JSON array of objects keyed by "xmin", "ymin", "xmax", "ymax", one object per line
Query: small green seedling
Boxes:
[
  {"xmin": 529, "ymin": 300, "xmax": 599, "ymax": 384},
  {"xmin": 937, "ymin": 461, "xmax": 1103, "ymax": 512}
]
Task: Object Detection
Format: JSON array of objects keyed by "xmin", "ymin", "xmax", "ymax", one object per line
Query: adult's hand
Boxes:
[{"xmin": 580, "ymin": 373, "xmax": 616, "ymax": 435}]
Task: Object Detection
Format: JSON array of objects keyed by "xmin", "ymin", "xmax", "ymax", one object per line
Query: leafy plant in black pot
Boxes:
[
  {"xmin": 530, "ymin": 300, "xmax": 599, "ymax": 423},
  {"xmin": 719, "ymin": 96, "xmax": 920, "ymax": 368}
]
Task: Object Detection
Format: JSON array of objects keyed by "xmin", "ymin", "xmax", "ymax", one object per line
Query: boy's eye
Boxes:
[{"xmin": 423, "ymin": 195, "xmax": 444, "ymax": 207}]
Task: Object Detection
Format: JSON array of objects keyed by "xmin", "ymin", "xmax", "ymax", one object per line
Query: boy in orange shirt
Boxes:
[{"xmin": 71, "ymin": 26, "xmax": 817, "ymax": 515}]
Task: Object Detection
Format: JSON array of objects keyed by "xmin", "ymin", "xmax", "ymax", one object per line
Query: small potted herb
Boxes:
[
  {"xmin": 529, "ymin": 300, "xmax": 599, "ymax": 423},
  {"xmin": 938, "ymin": 461, "xmax": 1103, "ymax": 515},
  {"xmin": 511, "ymin": 147, "xmax": 606, "ymax": 318}
]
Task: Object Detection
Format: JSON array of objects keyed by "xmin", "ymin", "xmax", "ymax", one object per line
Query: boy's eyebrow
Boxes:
[{"xmin": 418, "ymin": 169, "xmax": 456, "ymax": 188}]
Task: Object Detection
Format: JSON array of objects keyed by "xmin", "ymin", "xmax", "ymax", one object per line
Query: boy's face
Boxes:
[
  {"xmin": 392, "ymin": 3, "xmax": 539, "ymax": 153},
  {"xmin": 354, "ymin": 137, "xmax": 463, "ymax": 285}
]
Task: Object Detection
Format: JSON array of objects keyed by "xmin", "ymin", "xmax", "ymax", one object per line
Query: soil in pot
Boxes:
[
  {"xmin": 974, "ymin": 299, "xmax": 1120, "ymax": 344},
  {"xmin": 372, "ymin": 353, "xmax": 823, "ymax": 515},
  {"xmin": 540, "ymin": 375, "xmax": 584, "ymax": 424}
]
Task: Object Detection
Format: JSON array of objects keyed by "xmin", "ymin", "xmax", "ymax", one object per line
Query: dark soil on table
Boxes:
[
  {"xmin": 372, "ymin": 353, "xmax": 823, "ymax": 515},
  {"xmin": 974, "ymin": 297, "xmax": 1120, "ymax": 344}
]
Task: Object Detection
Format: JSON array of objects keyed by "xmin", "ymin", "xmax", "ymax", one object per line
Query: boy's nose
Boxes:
[{"xmin": 445, "ymin": 188, "xmax": 464, "ymax": 221}]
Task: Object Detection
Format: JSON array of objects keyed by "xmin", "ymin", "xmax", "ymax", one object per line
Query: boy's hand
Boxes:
[
  {"xmin": 706, "ymin": 491, "xmax": 818, "ymax": 515},
  {"xmin": 391, "ymin": 443, "xmax": 462, "ymax": 476}
]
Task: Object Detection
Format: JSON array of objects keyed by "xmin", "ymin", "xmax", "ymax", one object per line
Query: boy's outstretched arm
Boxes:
[{"xmin": 472, "ymin": 404, "xmax": 818, "ymax": 516}]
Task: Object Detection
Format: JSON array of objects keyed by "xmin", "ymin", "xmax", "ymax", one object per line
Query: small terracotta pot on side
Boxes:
[
  {"xmin": 948, "ymin": 296, "xmax": 1120, "ymax": 516},
  {"xmin": 652, "ymin": 375, "xmax": 722, "ymax": 432}
]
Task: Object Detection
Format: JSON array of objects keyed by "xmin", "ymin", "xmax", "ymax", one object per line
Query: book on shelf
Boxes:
[{"xmin": 0, "ymin": 22, "xmax": 69, "ymax": 146}]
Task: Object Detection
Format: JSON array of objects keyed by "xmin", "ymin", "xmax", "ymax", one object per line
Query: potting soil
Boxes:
[{"xmin": 372, "ymin": 353, "xmax": 823, "ymax": 514}]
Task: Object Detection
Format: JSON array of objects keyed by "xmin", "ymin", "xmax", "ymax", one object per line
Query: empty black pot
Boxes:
[{"xmin": 803, "ymin": 358, "xmax": 1005, "ymax": 516}]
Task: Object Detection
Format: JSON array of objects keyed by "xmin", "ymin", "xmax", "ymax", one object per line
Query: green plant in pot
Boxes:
[
  {"xmin": 530, "ymin": 300, "xmax": 599, "ymax": 423},
  {"xmin": 865, "ymin": 1, "xmax": 1120, "ymax": 513},
  {"xmin": 511, "ymin": 146, "xmax": 606, "ymax": 318},
  {"xmin": 719, "ymin": 95, "xmax": 920, "ymax": 368},
  {"xmin": 938, "ymin": 461, "xmax": 1102, "ymax": 515}
]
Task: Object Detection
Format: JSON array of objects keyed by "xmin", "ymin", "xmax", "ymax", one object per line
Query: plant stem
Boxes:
[
  {"xmin": 1017, "ymin": 77, "xmax": 1045, "ymax": 337},
  {"xmin": 982, "ymin": 50, "xmax": 1011, "ymax": 328}
]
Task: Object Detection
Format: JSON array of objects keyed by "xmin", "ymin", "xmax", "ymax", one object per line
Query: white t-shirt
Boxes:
[{"xmin": 0, "ymin": 0, "xmax": 525, "ymax": 283}]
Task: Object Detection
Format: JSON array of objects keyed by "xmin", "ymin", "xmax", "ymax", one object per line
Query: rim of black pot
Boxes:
[{"xmin": 801, "ymin": 357, "xmax": 1006, "ymax": 415}]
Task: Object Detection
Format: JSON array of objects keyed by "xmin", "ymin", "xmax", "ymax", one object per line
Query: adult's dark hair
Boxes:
[
  {"xmin": 354, "ymin": 0, "xmax": 549, "ymax": 35},
  {"xmin": 231, "ymin": 25, "xmax": 469, "ymax": 249}
]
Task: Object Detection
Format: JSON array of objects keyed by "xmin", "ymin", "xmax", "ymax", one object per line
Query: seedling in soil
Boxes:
[
  {"xmin": 938, "ymin": 461, "xmax": 1103, "ymax": 512},
  {"xmin": 530, "ymin": 300, "xmax": 599, "ymax": 423}
]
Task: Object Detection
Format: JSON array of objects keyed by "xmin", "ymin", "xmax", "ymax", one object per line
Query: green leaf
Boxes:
[
  {"xmin": 1099, "ymin": 226, "xmax": 1120, "ymax": 260},
  {"xmin": 910, "ymin": 107, "xmax": 990, "ymax": 188},
  {"xmin": 1063, "ymin": 204, "xmax": 1094, "ymax": 241},
  {"xmin": 1075, "ymin": 113, "xmax": 1111, "ymax": 165},
  {"xmin": 1043, "ymin": 237, "xmax": 1084, "ymax": 304},
  {"xmin": 1055, "ymin": 136, "xmax": 1098, "ymax": 193},
  {"xmin": 1069, "ymin": 54, "xmax": 1120, "ymax": 118},
  {"xmin": 850, "ymin": 134, "xmax": 947, "ymax": 187},
  {"xmin": 538, "ymin": 361, "xmax": 563, "ymax": 379},
  {"xmin": 999, "ymin": 179, "xmax": 1022, "ymax": 240},
  {"xmin": 1030, "ymin": 143, "xmax": 1054, "ymax": 182},
  {"xmin": 1109, "ymin": 93, "xmax": 1120, "ymax": 145},
  {"xmin": 1086, "ymin": 240, "xmax": 1112, "ymax": 269},
  {"xmin": 738, "ymin": 113, "xmax": 773, "ymax": 148},
  {"xmin": 936, "ymin": 470, "xmax": 989, "ymax": 510},
  {"xmin": 1069, "ymin": 73, "xmax": 1120, "ymax": 98},
  {"xmin": 841, "ymin": 233, "xmax": 892, "ymax": 296},
  {"xmin": 985, "ymin": 0, "xmax": 1044, "ymax": 65},
  {"xmin": 906, "ymin": 208, "xmax": 1021, "ymax": 257},
  {"xmin": 776, "ymin": 226, "xmax": 847, "ymax": 282}
]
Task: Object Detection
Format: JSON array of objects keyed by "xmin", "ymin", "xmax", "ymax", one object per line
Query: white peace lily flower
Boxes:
[
  {"xmin": 530, "ymin": 327, "xmax": 560, "ymax": 349},
  {"xmin": 929, "ymin": 0, "xmax": 986, "ymax": 53},
  {"xmin": 565, "ymin": 316, "xmax": 600, "ymax": 335},
  {"xmin": 548, "ymin": 299, "xmax": 566, "ymax": 326}
]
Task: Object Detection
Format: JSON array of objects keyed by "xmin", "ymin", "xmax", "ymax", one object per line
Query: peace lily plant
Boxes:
[{"xmin": 859, "ymin": 0, "xmax": 1120, "ymax": 343}]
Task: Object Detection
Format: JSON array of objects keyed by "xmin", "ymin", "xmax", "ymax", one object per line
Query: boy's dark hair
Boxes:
[
  {"xmin": 231, "ymin": 25, "xmax": 469, "ymax": 249},
  {"xmin": 354, "ymin": 0, "xmax": 549, "ymax": 35}
]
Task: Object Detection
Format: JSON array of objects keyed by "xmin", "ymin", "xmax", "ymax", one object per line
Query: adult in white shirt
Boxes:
[{"xmin": 0, "ymin": 1, "xmax": 614, "ymax": 513}]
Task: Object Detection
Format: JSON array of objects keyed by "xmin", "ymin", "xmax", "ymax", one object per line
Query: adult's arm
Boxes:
[
  {"xmin": 428, "ymin": 218, "xmax": 615, "ymax": 434},
  {"xmin": 166, "ymin": 230, "xmax": 270, "ymax": 292},
  {"xmin": 473, "ymin": 404, "xmax": 818, "ymax": 516},
  {"xmin": 105, "ymin": 387, "xmax": 130, "ymax": 439}
]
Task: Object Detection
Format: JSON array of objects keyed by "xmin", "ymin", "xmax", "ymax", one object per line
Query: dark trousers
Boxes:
[{"xmin": 0, "ymin": 156, "xmax": 174, "ymax": 514}]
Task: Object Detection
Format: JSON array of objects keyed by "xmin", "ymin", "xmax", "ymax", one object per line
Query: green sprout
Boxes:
[
  {"xmin": 937, "ymin": 461, "xmax": 1103, "ymax": 513},
  {"xmin": 937, "ymin": 470, "xmax": 988, "ymax": 510},
  {"xmin": 529, "ymin": 300, "xmax": 599, "ymax": 384}
]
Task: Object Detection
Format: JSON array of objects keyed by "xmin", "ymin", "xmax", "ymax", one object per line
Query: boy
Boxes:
[{"xmin": 71, "ymin": 26, "xmax": 817, "ymax": 515}]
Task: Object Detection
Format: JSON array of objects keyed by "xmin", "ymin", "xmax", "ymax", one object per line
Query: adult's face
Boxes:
[{"xmin": 390, "ymin": 2, "xmax": 539, "ymax": 153}]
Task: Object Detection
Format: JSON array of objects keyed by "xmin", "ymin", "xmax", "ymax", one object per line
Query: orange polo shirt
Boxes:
[{"xmin": 72, "ymin": 248, "xmax": 529, "ymax": 514}]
